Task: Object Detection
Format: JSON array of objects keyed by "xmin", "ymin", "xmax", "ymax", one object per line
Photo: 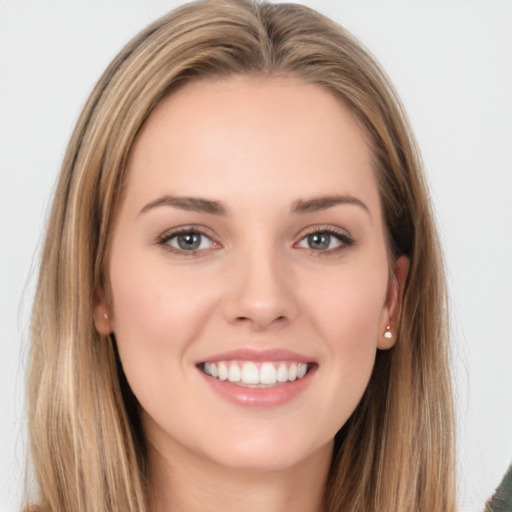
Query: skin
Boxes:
[{"xmin": 94, "ymin": 76, "xmax": 408, "ymax": 512}]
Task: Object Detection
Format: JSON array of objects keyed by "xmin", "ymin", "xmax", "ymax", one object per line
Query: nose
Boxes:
[{"xmin": 221, "ymin": 247, "xmax": 298, "ymax": 331}]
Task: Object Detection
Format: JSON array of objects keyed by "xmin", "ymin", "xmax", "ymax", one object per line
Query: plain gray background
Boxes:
[{"xmin": 1, "ymin": 1, "xmax": 511, "ymax": 511}]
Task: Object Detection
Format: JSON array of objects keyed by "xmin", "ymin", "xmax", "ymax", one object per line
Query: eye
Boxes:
[
  {"xmin": 158, "ymin": 228, "xmax": 218, "ymax": 254},
  {"xmin": 296, "ymin": 228, "xmax": 354, "ymax": 253}
]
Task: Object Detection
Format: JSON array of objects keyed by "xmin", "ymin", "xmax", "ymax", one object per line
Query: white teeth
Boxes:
[
  {"xmin": 241, "ymin": 362, "xmax": 259, "ymax": 384},
  {"xmin": 260, "ymin": 362, "xmax": 277, "ymax": 384},
  {"xmin": 210, "ymin": 363, "xmax": 219, "ymax": 378},
  {"xmin": 228, "ymin": 364, "xmax": 241, "ymax": 382},
  {"xmin": 218, "ymin": 362, "xmax": 228, "ymax": 381},
  {"xmin": 202, "ymin": 361, "xmax": 310, "ymax": 386},
  {"xmin": 276, "ymin": 363, "xmax": 288, "ymax": 383}
]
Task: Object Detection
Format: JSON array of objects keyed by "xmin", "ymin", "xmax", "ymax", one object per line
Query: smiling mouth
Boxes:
[{"xmin": 198, "ymin": 361, "xmax": 315, "ymax": 388}]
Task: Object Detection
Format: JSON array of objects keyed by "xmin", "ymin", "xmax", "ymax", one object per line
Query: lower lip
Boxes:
[{"xmin": 199, "ymin": 368, "xmax": 316, "ymax": 408}]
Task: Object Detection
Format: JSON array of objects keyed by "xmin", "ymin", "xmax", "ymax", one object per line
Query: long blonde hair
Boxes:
[{"xmin": 27, "ymin": 1, "xmax": 456, "ymax": 510}]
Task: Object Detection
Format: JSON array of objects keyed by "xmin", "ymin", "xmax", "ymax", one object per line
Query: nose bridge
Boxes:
[{"xmin": 222, "ymin": 232, "xmax": 297, "ymax": 330}]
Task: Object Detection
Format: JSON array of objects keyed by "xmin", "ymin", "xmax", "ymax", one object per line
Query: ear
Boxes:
[
  {"xmin": 93, "ymin": 289, "xmax": 113, "ymax": 336},
  {"xmin": 377, "ymin": 255, "xmax": 410, "ymax": 350}
]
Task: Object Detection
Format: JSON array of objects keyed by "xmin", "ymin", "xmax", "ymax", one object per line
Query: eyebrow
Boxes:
[
  {"xmin": 139, "ymin": 194, "xmax": 369, "ymax": 217},
  {"xmin": 291, "ymin": 195, "xmax": 370, "ymax": 215},
  {"xmin": 139, "ymin": 195, "xmax": 226, "ymax": 216}
]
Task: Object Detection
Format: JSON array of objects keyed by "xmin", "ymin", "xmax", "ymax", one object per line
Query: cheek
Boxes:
[
  {"xmin": 107, "ymin": 247, "xmax": 218, "ymax": 392},
  {"xmin": 306, "ymin": 258, "xmax": 388, "ymax": 345},
  {"xmin": 110, "ymin": 240, "xmax": 216, "ymax": 331},
  {"xmin": 303, "ymin": 258, "xmax": 388, "ymax": 413}
]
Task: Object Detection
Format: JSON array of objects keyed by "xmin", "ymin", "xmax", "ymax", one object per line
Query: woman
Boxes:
[{"xmin": 26, "ymin": 0, "xmax": 456, "ymax": 510}]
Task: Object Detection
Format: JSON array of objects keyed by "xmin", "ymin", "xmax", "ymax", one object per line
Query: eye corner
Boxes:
[
  {"xmin": 294, "ymin": 225, "xmax": 355, "ymax": 255},
  {"xmin": 156, "ymin": 225, "xmax": 222, "ymax": 256}
]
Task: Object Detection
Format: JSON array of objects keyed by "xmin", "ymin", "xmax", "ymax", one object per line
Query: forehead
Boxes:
[{"xmin": 124, "ymin": 76, "xmax": 378, "ymax": 213}]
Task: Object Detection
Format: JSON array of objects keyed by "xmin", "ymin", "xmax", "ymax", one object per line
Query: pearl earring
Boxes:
[{"xmin": 384, "ymin": 325, "xmax": 392, "ymax": 339}]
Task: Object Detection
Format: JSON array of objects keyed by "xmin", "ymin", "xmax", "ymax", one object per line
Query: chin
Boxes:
[{"xmin": 199, "ymin": 434, "xmax": 334, "ymax": 473}]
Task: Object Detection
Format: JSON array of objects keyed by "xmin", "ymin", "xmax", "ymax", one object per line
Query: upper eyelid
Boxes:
[
  {"xmin": 293, "ymin": 226, "xmax": 355, "ymax": 252},
  {"xmin": 156, "ymin": 227, "xmax": 220, "ymax": 256},
  {"xmin": 156, "ymin": 226, "xmax": 219, "ymax": 253},
  {"xmin": 294, "ymin": 224, "xmax": 352, "ymax": 240},
  {"xmin": 155, "ymin": 224, "xmax": 354, "ymax": 248},
  {"xmin": 157, "ymin": 225, "xmax": 217, "ymax": 241}
]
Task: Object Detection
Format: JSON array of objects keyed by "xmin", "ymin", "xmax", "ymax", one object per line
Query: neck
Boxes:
[{"xmin": 147, "ymin": 437, "xmax": 332, "ymax": 512}]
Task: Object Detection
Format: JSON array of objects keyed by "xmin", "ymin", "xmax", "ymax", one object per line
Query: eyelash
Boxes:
[
  {"xmin": 156, "ymin": 227, "xmax": 218, "ymax": 255},
  {"xmin": 295, "ymin": 226, "xmax": 355, "ymax": 256},
  {"xmin": 156, "ymin": 225, "xmax": 355, "ymax": 256}
]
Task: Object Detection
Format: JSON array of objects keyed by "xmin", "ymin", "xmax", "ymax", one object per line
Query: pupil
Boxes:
[
  {"xmin": 309, "ymin": 233, "xmax": 330, "ymax": 250},
  {"xmin": 178, "ymin": 233, "xmax": 200, "ymax": 250}
]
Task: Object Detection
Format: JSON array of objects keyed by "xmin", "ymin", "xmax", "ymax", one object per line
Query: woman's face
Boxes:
[{"xmin": 98, "ymin": 77, "xmax": 406, "ymax": 472}]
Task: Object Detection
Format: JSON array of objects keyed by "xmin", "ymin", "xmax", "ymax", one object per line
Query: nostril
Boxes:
[{"xmin": 233, "ymin": 314, "xmax": 288, "ymax": 331}]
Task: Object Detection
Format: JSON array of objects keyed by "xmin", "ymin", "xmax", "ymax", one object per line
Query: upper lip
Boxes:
[{"xmin": 197, "ymin": 348, "xmax": 315, "ymax": 364}]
